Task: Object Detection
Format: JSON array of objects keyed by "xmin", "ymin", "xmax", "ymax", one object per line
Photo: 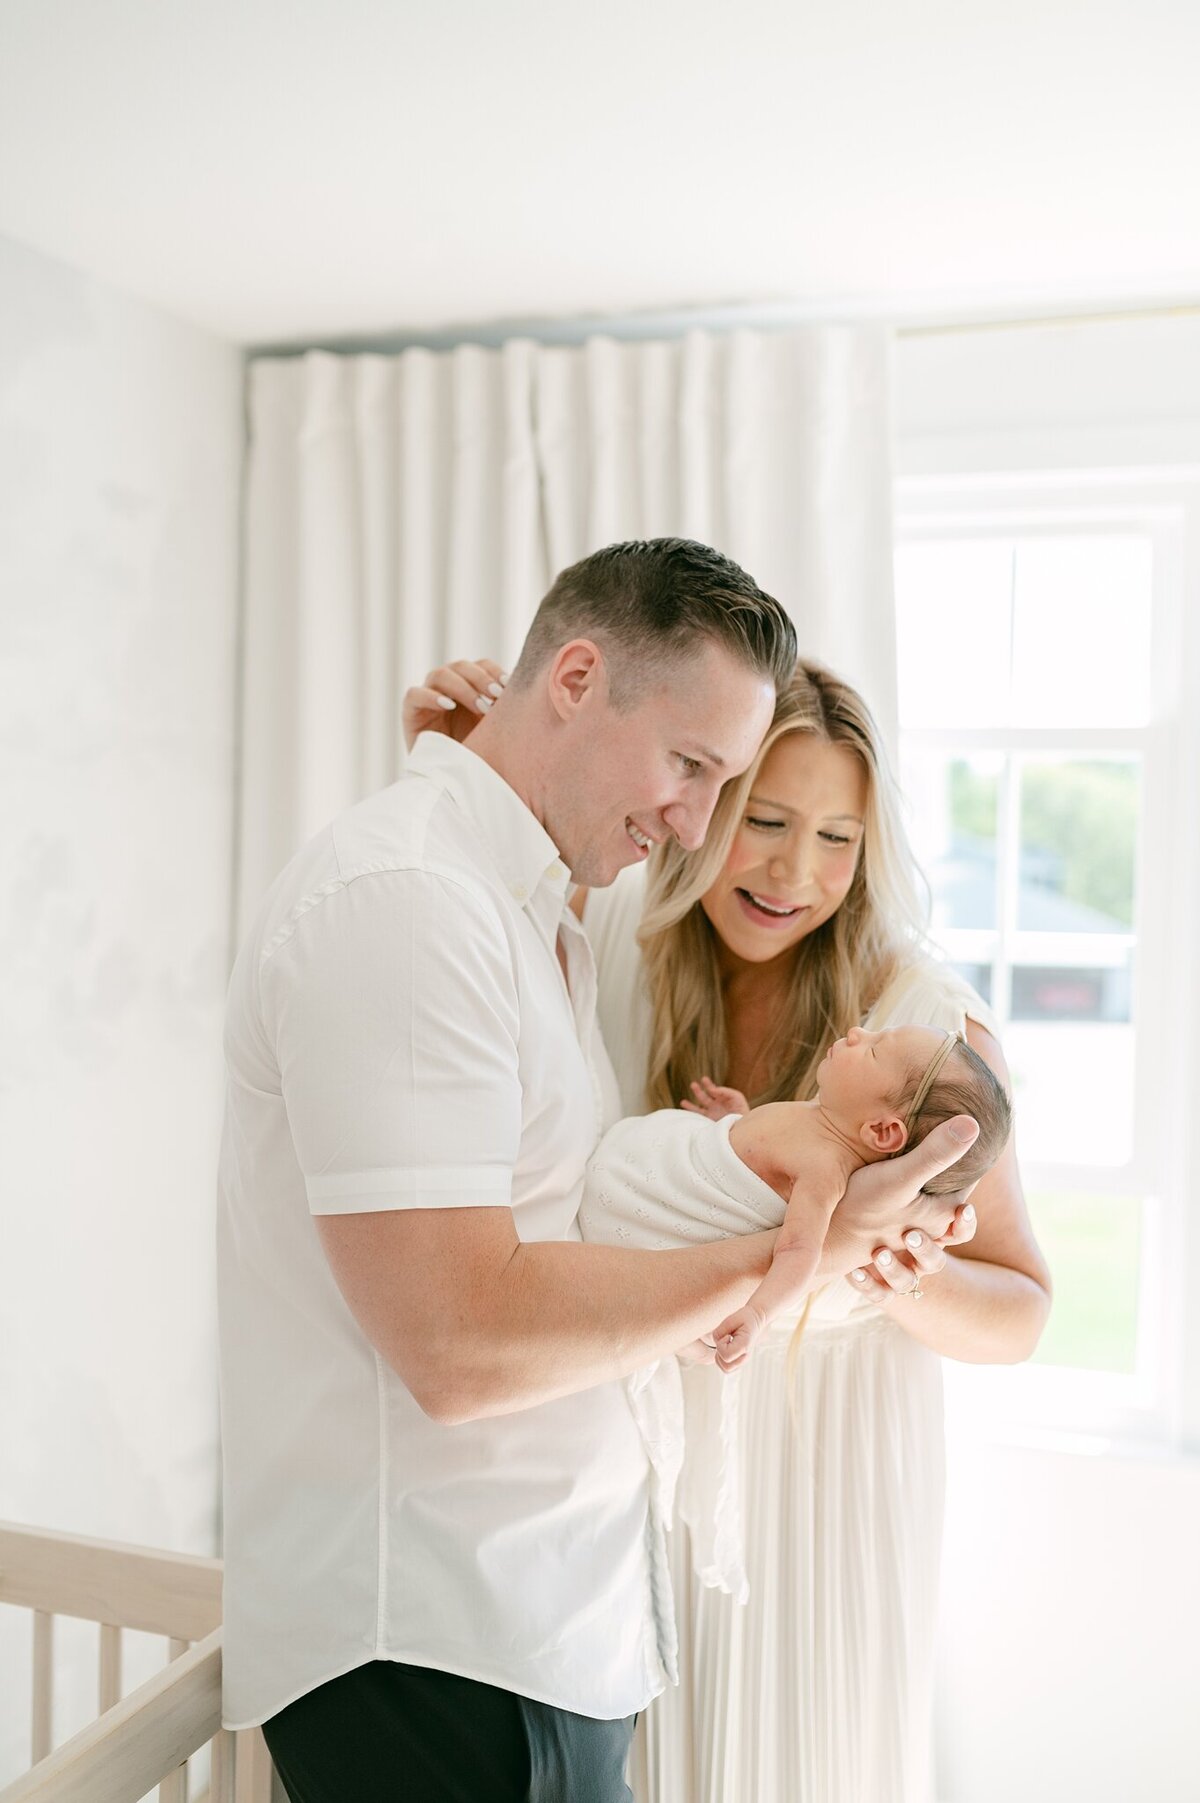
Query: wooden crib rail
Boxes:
[
  {"xmin": 0, "ymin": 1523, "xmax": 222, "ymax": 1642},
  {"xmin": 0, "ymin": 1523, "xmax": 272, "ymax": 1803},
  {"xmin": 0, "ymin": 1629, "xmax": 223, "ymax": 1803}
]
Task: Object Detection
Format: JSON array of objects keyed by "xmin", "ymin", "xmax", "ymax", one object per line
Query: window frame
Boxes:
[{"xmin": 894, "ymin": 470, "xmax": 1200, "ymax": 1450}]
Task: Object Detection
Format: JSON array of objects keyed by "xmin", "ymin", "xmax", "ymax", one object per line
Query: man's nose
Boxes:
[{"xmin": 665, "ymin": 782, "xmax": 722, "ymax": 852}]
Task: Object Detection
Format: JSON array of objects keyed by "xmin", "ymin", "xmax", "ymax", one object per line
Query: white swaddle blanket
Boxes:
[{"xmin": 578, "ymin": 1108, "xmax": 789, "ymax": 1631}]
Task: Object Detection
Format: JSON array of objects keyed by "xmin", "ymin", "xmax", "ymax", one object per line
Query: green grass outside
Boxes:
[{"xmin": 1027, "ymin": 1189, "xmax": 1141, "ymax": 1374}]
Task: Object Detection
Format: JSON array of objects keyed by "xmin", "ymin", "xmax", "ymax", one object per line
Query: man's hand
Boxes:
[{"xmin": 825, "ymin": 1115, "xmax": 979, "ymax": 1278}]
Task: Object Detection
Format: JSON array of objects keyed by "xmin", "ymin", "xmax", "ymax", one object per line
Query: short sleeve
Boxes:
[
  {"xmin": 865, "ymin": 955, "xmax": 1001, "ymax": 1042},
  {"xmin": 262, "ymin": 869, "xmax": 522, "ymax": 1214}
]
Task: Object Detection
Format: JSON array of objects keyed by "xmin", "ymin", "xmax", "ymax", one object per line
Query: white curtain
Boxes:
[{"xmin": 239, "ymin": 326, "xmax": 896, "ymax": 930}]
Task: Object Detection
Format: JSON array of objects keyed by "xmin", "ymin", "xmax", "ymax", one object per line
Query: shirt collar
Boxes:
[{"xmin": 406, "ymin": 734, "xmax": 571, "ymax": 923}]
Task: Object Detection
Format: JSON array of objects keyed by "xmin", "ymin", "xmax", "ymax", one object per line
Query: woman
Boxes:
[{"xmin": 404, "ymin": 656, "xmax": 1051, "ymax": 1803}]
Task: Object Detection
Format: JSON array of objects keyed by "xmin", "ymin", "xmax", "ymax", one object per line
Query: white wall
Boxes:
[
  {"xmin": 896, "ymin": 311, "xmax": 1200, "ymax": 477},
  {"xmin": 0, "ymin": 235, "xmax": 242, "ymax": 1779},
  {"xmin": 895, "ymin": 312, "xmax": 1200, "ymax": 1803},
  {"xmin": 937, "ymin": 1436, "xmax": 1200, "ymax": 1803}
]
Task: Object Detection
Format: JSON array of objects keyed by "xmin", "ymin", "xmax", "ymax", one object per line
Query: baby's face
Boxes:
[{"xmin": 816, "ymin": 1024, "xmax": 948, "ymax": 1143}]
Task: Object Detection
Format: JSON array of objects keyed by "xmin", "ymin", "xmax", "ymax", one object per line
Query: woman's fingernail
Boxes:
[
  {"xmin": 852, "ymin": 1268, "xmax": 868, "ymax": 1282},
  {"xmin": 963, "ymin": 1204, "xmax": 976, "ymax": 1224},
  {"xmin": 950, "ymin": 1118, "xmax": 977, "ymax": 1142},
  {"xmin": 475, "ymin": 695, "xmax": 493, "ymax": 711},
  {"xmin": 877, "ymin": 1249, "xmax": 894, "ymax": 1267},
  {"xmin": 487, "ymin": 682, "xmax": 504, "ymax": 698},
  {"xmin": 437, "ymin": 695, "xmax": 456, "ymax": 710},
  {"xmin": 905, "ymin": 1230, "xmax": 923, "ymax": 1250},
  {"xmin": 499, "ymin": 670, "xmax": 511, "ymax": 684}
]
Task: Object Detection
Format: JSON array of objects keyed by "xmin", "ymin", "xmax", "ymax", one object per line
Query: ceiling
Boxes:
[{"xmin": 1, "ymin": 0, "xmax": 1196, "ymax": 347}]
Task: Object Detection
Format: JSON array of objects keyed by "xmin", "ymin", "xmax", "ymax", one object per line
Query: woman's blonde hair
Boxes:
[{"xmin": 639, "ymin": 658, "xmax": 929, "ymax": 1112}]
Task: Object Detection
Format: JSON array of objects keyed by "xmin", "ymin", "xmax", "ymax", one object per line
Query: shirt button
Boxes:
[{"xmin": 511, "ymin": 883, "xmax": 528, "ymax": 902}]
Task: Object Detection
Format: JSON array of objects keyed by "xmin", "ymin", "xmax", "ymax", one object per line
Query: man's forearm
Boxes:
[{"xmin": 429, "ymin": 1232, "xmax": 777, "ymax": 1422}]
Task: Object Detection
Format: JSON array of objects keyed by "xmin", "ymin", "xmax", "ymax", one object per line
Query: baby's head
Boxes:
[{"xmin": 816, "ymin": 1024, "xmax": 1011, "ymax": 1193}]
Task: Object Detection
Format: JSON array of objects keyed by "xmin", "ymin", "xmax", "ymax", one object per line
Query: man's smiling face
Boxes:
[{"xmin": 549, "ymin": 639, "xmax": 776, "ymax": 888}]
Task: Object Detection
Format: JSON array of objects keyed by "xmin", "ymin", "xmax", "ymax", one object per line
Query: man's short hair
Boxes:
[{"xmin": 510, "ymin": 538, "xmax": 797, "ymax": 705}]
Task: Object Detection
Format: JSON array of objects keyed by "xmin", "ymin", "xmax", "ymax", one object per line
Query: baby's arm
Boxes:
[
  {"xmin": 680, "ymin": 1076, "xmax": 750, "ymax": 1121},
  {"xmin": 712, "ymin": 1178, "xmax": 841, "ymax": 1372}
]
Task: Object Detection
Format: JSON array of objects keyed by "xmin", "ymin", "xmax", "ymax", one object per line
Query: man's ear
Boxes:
[
  {"xmin": 546, "ymin": 639, "xmax": 605, "ymax": 721},
  {"xmin": 860, "ymin": 1114, "xmax": 908, "ymax": 1156}
]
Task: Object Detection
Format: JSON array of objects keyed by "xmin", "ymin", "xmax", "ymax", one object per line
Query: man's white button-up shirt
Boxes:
[{"xmin": 217, "ymin": 735, "xmax": 664, "ymax": 1728}]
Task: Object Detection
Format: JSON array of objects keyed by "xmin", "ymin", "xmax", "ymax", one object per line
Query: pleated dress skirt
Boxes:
[{"xmin": 629, "ymin": 1308, "xmax": 945, "ymax": 1803}]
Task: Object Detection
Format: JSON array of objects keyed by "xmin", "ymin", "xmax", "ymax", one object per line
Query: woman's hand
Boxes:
[
  {"xmin": 681, "ymin": 1077, "xmax": 750, "ymax": 1121},
  {"xmin": 402, "ymin": 658, "xmax": 508, "ymax": 751},
  {"xmin": 847, "ymin": 1208, "xmax": 977, "ymax": 1300}
]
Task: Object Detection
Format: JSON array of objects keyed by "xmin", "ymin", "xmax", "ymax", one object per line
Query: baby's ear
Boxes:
[{"xmin": 860, "ymin": 1114, "xmax": 908, "ymax": 1156}]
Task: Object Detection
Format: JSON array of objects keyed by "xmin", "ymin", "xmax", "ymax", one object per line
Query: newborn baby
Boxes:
[
  {"xmin": 577, "ymin": 1025, "xmax": 1011, "ymax": 1616},
  {"xmin": 693, "ymin": 1023, "xmax": 1010, "ymax": 1368},
  {"xmin": 581, "ymin": 1023, "xmax": 1011, "ymax": 1360}
]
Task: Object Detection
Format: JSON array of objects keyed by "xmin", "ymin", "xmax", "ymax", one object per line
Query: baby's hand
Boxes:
[
  {"xmin": 681, "ymin": 1077, "xmax": 750, "ymax": 1121},
  {"xmin": 711, "ymin": 1303, "xmax": 767, "ymax": 1373}
]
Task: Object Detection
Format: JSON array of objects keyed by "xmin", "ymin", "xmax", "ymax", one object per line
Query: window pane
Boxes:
[
  {"xmin": 1012, "ymin": 536, "xmax": 1152, "ymax": 728},
  {"xmin": 901, "ymin": 748, "xmax": 1002, "ymax": 930},
  {"xmin": 895, "ymin": 540, "xmax": 1013, "ymax": 728},
  {"xmin": 1029, "ymin": 1189, "xmax": 1141, "ymax": 1374},
  {"xmin": 1010, "ymin": 956, "xmax": 1132, "ymax": 1023},
  {"xmin": 1017, "ymin": 758, "xmax": 1139, "ymax": 932},
  {"xmin": 1006, "ymin": 1021, "xmax": 1134, "ymax": 1166}
]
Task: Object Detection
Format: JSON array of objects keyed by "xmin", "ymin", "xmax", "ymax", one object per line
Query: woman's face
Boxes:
[{"xmin": 700, "ymin": 732, "xmax": 869, "ymax": 966}]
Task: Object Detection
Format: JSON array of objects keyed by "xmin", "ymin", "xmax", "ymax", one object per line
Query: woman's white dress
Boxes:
[{"xmin": 582, "ymin": 868, "xmax": 998, "ymax": 1803}]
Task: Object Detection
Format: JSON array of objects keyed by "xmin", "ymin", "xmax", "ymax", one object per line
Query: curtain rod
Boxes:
[
  {"xmin": 248, "ymin": 296, "xmax": 1200, "ymax": 361},
  {"xmin": 901, "ymin": 301, "xmax": 1200, "ymax": 339}
]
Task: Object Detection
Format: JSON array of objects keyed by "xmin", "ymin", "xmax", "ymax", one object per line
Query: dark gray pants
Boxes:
[{"xmin": 262, "ymin": 1659, "xmax": 636, "ymax": 1803}]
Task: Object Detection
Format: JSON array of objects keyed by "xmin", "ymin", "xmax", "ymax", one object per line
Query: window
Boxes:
[{"xmin": 894, "ymin": 476, "xmax": 1197, "ymax": 1443}]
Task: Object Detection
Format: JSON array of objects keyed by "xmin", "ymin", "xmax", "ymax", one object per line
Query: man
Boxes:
[{"xmin": 217, "ymin": 539, "xmax": 974, "ymax": 1802}]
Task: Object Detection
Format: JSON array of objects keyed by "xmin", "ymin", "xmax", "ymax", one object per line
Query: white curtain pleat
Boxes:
[{"xmin": 238, "ymin": 325, "xmax": 896, "ymax": 934}]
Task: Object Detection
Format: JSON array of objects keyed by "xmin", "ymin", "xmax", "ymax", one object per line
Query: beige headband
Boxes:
[{"xmin": 903, "ymin": 1029, "xmax": 966, "ymax": 1140}]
